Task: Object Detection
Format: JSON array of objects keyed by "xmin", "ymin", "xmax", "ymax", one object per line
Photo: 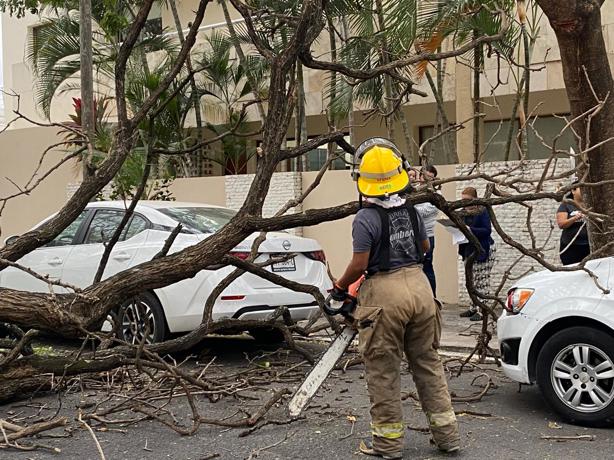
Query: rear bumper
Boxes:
[{"xmin": 232, "ymin": 302, "xmax": 319, "ymax": 321}]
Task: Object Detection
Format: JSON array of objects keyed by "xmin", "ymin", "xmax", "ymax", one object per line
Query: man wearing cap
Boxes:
[{"xmin": 332, "ymin": 138, "xmax": 460, "ymax": 459}]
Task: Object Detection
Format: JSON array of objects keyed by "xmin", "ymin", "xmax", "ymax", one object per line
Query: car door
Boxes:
[
  {"xmin": 61, "ymin": 209, "xmax": 150, "ymax": 288},
  {"xmin": 0, "ymin": 210, "xmax": 91, "ymax": 293}
]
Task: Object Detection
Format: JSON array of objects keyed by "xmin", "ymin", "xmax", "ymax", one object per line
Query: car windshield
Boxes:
[{"xmin": 158, "ymin": 207, "xmax": 237, "ymax": 234}]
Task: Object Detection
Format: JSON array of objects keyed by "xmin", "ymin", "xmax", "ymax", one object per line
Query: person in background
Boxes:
[
  {"xmin": 557, "ymin": 180, "xmax": 590, "ymax": 265},
  {"xmin": 457, "ymin": 187, "xmax": 496, "ymax": 321},
  {"xmin": 411, "ymin": 165, "xmax": 440, "ymax": 296}
]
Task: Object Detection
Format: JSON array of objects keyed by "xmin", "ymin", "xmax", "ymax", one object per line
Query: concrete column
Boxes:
[{"xmin": 455, "ymin": 58, "xmax": 475, "ymax": 164}]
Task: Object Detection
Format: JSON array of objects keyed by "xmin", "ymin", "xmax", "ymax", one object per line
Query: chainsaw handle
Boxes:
[{"xmin": 323, "ymin": 294, "xmax": 357, "ymax": 319}]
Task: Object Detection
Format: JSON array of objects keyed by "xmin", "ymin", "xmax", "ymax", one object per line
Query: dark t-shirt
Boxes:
[
  {"xmin": 558, "ymin": 202, "xmax": 589, "ymax": 247},
  {"xmin": 352, "ymin": 204, "xmax": 427, "ymax": 274}
]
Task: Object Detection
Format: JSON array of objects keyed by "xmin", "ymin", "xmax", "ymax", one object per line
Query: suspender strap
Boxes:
[
  {"xmin": 373, "ymin": 206, "xmax": 391, "ymax": 272},
  {"xmin": 406, "ymin": 203, "xmax": 424, "ymax": 264},
  {"xmin": 369, "ymin": 203, "xmax": 423, "ymax": 276}
]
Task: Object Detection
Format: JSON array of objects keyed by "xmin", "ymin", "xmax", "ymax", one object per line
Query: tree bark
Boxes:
[
  {"xmin": 295, "ymin": 61, "xmax": 308, "ymax": 171},
  {"xmin": 79, "ymin": 0, "xmax": 95, "ymax": 179},
  {"xmin": 374, "ymin": 0, "xmax": 397, "ymax": 144},
  {"xmin": 536, "ymin": 0, "xmax": 614, "ymax": 253},
  {"xmin": 169, "ymin": 0, "xmax": 204, "ymax": 176},
  {"xmin": 220, "ymin": 0, "xmax": 267, "ymax": 123},
  {"xmin": 473, "ymin": 29, "xmax": 481, "ymax": 163}
]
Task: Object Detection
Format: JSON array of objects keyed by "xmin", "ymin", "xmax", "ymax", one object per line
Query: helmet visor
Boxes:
[{"xmin": 354, "ymin": 137, "xmax": 403, "ymax": 166}]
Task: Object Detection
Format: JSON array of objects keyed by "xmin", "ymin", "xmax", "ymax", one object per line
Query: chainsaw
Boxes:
[{"xmin": 287, "ymin": 285, "xmax": 361, "ymax": 418}]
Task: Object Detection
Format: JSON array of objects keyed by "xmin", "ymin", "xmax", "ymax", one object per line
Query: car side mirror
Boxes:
[{"xmin": 4, "ymin": 235, "xmax": 19, "ymax": 246}]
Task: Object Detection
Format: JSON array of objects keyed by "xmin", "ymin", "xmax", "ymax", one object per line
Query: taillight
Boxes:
[
  {"xmin": 229, "ymin": 251, "xmax": 251, "ymax": 260},
  {"xmin": 505, "ymin": 288, "xmax": 534, "ymax": 314},
  {"xmin": 305, "ymin": 250, "xmax": 326, "ymax": 263},
  {"xmin": 221, "ymin": 295, "xmax": 245, "ymax": 301}
]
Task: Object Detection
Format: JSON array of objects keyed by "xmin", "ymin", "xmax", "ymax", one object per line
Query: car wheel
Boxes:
[
  {"xmin": 116, "ymin": 292, "xmax": 167, "ymax": 345},
  {"xmin": 536, "ymin": 326, "xmax": 614, "ymax": 427},
  {"xmin": 249, "ymin": 327, "xmax": 286, "ymax": 344}
]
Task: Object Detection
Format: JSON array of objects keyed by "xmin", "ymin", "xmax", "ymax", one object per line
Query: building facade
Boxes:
[{"xmin": 2, "ymin": 3, "xmax": 613, "ymax": 303}]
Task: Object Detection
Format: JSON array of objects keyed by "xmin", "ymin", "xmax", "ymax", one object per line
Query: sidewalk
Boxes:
[{"xmin": 439, "ymin": 303, "xmax": 499, "ymax": 353}]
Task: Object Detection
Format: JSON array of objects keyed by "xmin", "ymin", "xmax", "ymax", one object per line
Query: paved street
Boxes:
[{"xmin": 0, "ymin": 309, "xmax": 610, "ymax": 460}]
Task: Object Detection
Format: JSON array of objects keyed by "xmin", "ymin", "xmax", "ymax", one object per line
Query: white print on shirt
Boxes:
[{"xmin": 388, "ymin": 208, "xmax": 415, "ymax": 255}]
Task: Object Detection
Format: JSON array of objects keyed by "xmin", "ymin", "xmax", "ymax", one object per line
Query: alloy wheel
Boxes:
[
  {"xmin": 551, "ymin": 343, "xmax": 614, "ymax": 413},
  {"xmin": 120, "ymin": 298, "xmax": 157, "ymax": 345}
]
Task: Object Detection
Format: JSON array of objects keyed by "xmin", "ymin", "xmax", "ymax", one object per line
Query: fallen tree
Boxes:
[{"xmin": 0, "ymin": 1, "xmax": 612, "ymax": 446}]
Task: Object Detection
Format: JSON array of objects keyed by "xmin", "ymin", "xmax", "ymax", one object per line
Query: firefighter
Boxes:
[{"xmin": 332, "ymin": 138, "xmax": 460, "ymax": 459}]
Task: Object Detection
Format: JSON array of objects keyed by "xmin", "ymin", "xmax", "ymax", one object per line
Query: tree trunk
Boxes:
[
  {"xmin": 374, "ymin": 0, "xmax": 397, "ymax": 144},
  {"xmin": 169, "ymin": 0, "xmax": 204, "ymax": 177},
  {"xmin": 426, "ymin": 68, "xmax": 457, "ymax": 164},
  {"xmin": 79, "ymin": 0, "xmax": 94, "ymax": 179},
  {"xmin": 220, "ymin": 0, "xmax": 267, "ymax": 123},
  {"xmin": 327, "ymin": 16, "xmax": 337, "ymax": 169},
  {"xmin": 473, "ymin": 29, "xmax": 481, "ymax": 163},
  {"xmin": 398, "ymin": 110, "xmax": 415, "ymax": 163},
  {"xmin": 536, "ymin": 0, "xmax": 614, "ymax": 253},
  {"xmin": 295, "ymin": 61, "xmax": 308, "ymax": 171},
  {"xmin": 340, "ymin": 16, "xmax": 356, "ymax": 148}
]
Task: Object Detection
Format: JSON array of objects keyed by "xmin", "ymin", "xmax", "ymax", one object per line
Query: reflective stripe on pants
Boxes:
[{"xmin": 371, "ymin": 422, "xmax": 404, "ymax": 439}]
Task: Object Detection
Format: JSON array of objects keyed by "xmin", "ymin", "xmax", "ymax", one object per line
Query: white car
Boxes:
[
  {"xmin": 1, "ymin": 201, "xmax": 332, "ymax": 344},
  {"xmin": 498, "ymin": 257, "xmax": 614, "ymax": 426}
]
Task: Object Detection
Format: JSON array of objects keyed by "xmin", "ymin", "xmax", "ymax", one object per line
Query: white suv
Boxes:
[{"xmin": 498, "ymin": 257, "xmax": 614, "ymax": 426}]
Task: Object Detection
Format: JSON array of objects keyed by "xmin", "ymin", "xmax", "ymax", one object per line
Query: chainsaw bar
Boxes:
[{"xmin": 287, "ymin": 326, "xmax": 357, "ymax": 417}]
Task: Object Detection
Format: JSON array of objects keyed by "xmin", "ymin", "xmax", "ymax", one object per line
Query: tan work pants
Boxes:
[{"xmin": 356, "ymin": 265, "xmax": 459, "ymax": 455}]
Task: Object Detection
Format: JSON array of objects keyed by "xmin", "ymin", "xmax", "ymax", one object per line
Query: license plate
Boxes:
[{"xmin": 271, "ymin": 258, "xmax": 296, "ymax": 272}]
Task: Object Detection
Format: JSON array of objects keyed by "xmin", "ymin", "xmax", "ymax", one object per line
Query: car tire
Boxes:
[
  {"xmin": 116, "ymin": 292, "xmax": 167, "ymax": 345},
  {"xmin": 536, "ymin": 326, "xmax": 614, "ymax": 427},
  {"xmin": 249, "ymin": 327, "xmax": 286, "ymax": 344}
]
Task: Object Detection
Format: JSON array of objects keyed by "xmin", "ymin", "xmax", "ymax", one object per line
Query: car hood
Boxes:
[{"xmin": 515, "ymin": 258, "xmax": 608, "ymax": 288}]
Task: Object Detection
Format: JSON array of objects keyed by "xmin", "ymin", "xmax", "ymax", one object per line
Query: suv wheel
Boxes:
[
  {"xmin": 536, "ymin": 326, "xmax": 614, "ymax": 427},
  {"xmin": 116, "ymin": 292, "xmax": 167, "ymax": 345}
]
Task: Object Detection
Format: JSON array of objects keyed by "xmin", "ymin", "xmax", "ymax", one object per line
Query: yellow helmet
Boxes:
[{"xmin": 354, "ymin": 138, "xmax": 410, "ymax": 198}]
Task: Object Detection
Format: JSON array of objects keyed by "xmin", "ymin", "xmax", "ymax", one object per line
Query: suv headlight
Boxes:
[{"xmin": 505, "ymin": 288, "xmax": 534, "ymax": 314}]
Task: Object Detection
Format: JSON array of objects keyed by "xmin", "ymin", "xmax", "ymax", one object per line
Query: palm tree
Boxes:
[
  {"xmin": 324, "ymin": 0, "xmax": 519, "ymax": 164},
  {"xmin": 26, "ymin": 2, "xmax": 208, "ymax": 188},
  {"xmin": 192, "ymin": 31, "xmax": 268, "ymax": 175}
]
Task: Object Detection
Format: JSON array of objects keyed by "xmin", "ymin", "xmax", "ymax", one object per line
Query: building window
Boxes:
[
  {"xmin": 483, "ymin": 115, "xmax": 577, "ymax": 161},
  {"xmin": 418, "ymin": 126, "xmax": 457, "ymax": 165},
  {"xmin": 145, "ymin": 3, "xmax": 163, "ymax": 35},
  {"xmin": 420, "ymin": 115, "xmax": 577, "ymax": 164},
  {"xmin": 286, "ymin": 135, "xmax": 351, "ymax": 171},
  {"xmin": 119, "ymin": 4, "xmax": 162, "ymax": 41},
  {"xmin": 30, "ymin": 23, "xmax": 52, "ymax": 68}
]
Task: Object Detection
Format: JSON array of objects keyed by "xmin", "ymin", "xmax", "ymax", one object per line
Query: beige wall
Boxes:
[
  {"xmin": 0, "ymin": 127, "xmax": 78, "ymax": 240},
  {"xmin": 431, "ymin": 165, "xmax": 459, "ymax": 304},
  {"xmin": 301, "ymin": 170, "xmax": 355, "ymax": 278},
  {"xmin": 301, "ymin": 168, "xmax": 460, "ymax": 304},
  {"xmin": 1, "ymin": 11, "xmax": 80, "ymax": 128},
  {"xmin": 169, "ymin": 176, "xmax": 226, "ymax": 206},
  {"xmin": 169, "ymin": 169, "xmax": 461, "ymax": 303}
]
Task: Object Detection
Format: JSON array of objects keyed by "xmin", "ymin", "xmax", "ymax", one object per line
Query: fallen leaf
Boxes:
[
  {"xmin": 347, "ymin": 415, "xmax": 357, "ymax": 423},
  {"xmin": 548, "ymin": 421, "xmax": 562, "ymax": 429}
]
